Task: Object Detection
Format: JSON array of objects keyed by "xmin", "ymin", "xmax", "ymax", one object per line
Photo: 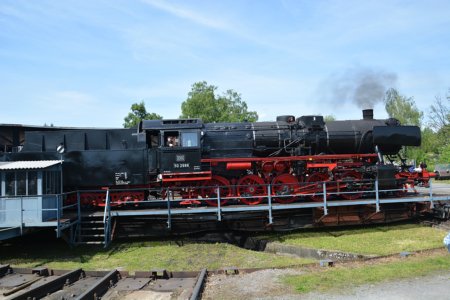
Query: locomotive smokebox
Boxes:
[{"xmin": 362, "ymin": 109, "xmax": 374, "ymax": 120}]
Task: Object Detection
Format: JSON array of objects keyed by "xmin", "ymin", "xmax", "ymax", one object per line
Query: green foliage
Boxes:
[
  {"xmin": 438, "ymin": 144, "xmax": 450, "ymax": 163},
  {"xmin": 406, "ymin": 127, "xmax": 440, "ymax": 168},
  {"xmin": 429, "ymin": 94, "xmax": 449, "ymax": 164},
  {"xmin": 266, "ymin": 224, "xmax": 446, "ymax": 256},
  {"xmin": 0, "ymin": 239, "xmax": 313, "ymax": 272},
  {"xmin": 383, "ymin": 88, "xmax": 445, "ymax": 166},
  {"xmin": 324, "ymin": 115, "xmax": 336, "ymax": 122},
  {"xmin": 180, "ymin": 81, "xmax": 258, "ymax": 123},
  {"xmin": 123, "ymin": 101, "xmax": 162, "ymax": 128},
  {"xmin": 384, "ymin": 88, "xmax": 423, "ymax": 126},
  {"xmin": 429, "ymin": 94, "xmax": 450, "ymax": 132}
]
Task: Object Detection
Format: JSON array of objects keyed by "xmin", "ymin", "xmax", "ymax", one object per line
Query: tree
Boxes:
[
  {"xmin": 429, "ymin": 91, "xmax": 450, "ymax": 165},
  {"xmin": 407, "ymin": 126, "xmax": 439, "ymax": 167},
  {"xmin": 384, "ymin": 88, "xmax": 423, "ymax": 126},
  {"xmin": 384, "ymin": 88, "xmax": 426, "ymax": 164},
  {"xmin": 429, "ymin": 94, "xmax": 450, "ymax": 132},
  {"xmin": 180, "ymin": 81, "xmax": 258, "ymax": 123},
  {"xmin": 324, "ymin": 115, "xmax": 336, "ymax": 122},
  {"xmin": 438, "ymin": 144, "xmax": 450, "ymax": 164},
  {"xmin": 123, "ymin": 101, "xmax": 162, "ymax": 128}
]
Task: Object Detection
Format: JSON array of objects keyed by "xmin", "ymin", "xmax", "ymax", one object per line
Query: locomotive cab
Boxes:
[
  {"xmin": 139, "ymin": 119, "xmax": 208, "ymax": 181},
  {"xmin": 159, "ymin": 130, "xmax": 202, "ymax": 174}
]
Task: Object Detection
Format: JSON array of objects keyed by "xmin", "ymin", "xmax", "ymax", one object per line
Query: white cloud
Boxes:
[{"xmin": 141, "ymin": 0, "xmax": 230, "ymax": 31}]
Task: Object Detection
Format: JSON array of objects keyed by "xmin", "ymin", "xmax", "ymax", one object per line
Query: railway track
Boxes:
[{"xmin": 0, "ymin": 265, "xmax": 207, "ymax": 300}]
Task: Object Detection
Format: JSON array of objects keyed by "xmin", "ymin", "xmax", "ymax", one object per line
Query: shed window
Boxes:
[
  {"xmin": 3, "ymin": 171, "xmax": 39, "ymax": 196},
  {"xmin": 5, "ymin": 172, "xmax": 14, "ymax": 196},
  {"xmin": 28, "ymin": 171, "xmax": 37, "ymax": 195},
  {"xmin": 16, "ymin": 172, "xmax": 26, "ymax": 195},
  {"xmin": 43, "ymin": 171, "xmax": 61, "ymax": 194}
]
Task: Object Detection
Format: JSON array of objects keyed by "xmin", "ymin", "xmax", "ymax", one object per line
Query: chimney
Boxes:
[{"xmin": 362, "ymin": 109, "xmax": 373, "ymax": 120}]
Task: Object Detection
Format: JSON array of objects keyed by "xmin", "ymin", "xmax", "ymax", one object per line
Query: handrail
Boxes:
[
  {"xmin": 20, "ymin": 196, "xmax": 23, "ymax": 235},
  {"xmin": 103, "ymin": 189, "xmax": 111, "ymax": 247},
  {"xmin": 166, "ymin": 188, "xmax": 172, "ymax": 229},
  {"xmin": 103, "ymin": 189, "xmax": 110, "ymax": 224},
  {"xmin": 56, "ymin": 194, "xmax": 61, "ymax": 238}
]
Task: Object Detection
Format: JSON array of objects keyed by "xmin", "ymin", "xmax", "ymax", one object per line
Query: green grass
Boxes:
[
  {"xmin": 266, "ymin": 223, "xmax": 447, "ymax": 256},
  {"xmin": 283, "ymin": 252, "xmax": 450, "ymax": 293},
  {"xmin": 0, "ymin": 236, "xmax": 314, "ymax": 272}
]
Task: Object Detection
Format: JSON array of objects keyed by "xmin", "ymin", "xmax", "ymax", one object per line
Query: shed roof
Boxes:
[{"xmin": 0, "ymin": 160, "xmax": 62, "ymax": 170}]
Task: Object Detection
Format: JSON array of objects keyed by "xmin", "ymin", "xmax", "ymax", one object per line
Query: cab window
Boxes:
[
  {"xmin": 146, "ymin": 131, "xmax": 159, "ymax": 148},
  {"xmin": 164, "ymin": 131, "xmax": 179, "ymax": 147},
  {"xmin": 181, "ymin": 132, "xmax": 198, "ymax": 147}
]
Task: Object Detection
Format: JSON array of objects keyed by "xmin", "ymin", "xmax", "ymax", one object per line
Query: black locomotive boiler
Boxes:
[{"xmin": 0, "ymin": 109, "xmax": 433, "ymax": 207}]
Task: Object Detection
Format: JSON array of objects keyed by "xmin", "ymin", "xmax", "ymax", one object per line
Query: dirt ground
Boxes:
[
  {"xmin": 300, "ymin": 272, "xmax": 450, "ymax": 300},
  {"xmin": 203, "ymin": 250, "xmax": 450, "ymax": 300},
  {"xmin": 204, "ymin": 269, "xmax": 450, "ymax": 300},
  {"xmin": 203, "ymin": 268, "xmax": 304, "ymax": 299}
]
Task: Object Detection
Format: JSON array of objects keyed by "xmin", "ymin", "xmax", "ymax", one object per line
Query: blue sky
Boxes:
[{"xmin": 0, "ymin": 0, "xmax": 449, "ymax": 127}]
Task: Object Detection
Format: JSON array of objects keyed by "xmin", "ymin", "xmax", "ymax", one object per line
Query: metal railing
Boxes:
[
  {"xmin": 0, "ymin": 192, "xmax": 81, "ymax": 243},
  {"xmin": 2, "ymin": 179, "xmax": 448, "ymax": 244},
  {"xmin": 92, "ymin": 179, "xmax": 450, "ymax": 244}
]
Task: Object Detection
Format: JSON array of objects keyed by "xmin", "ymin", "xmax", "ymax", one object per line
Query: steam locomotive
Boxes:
[{"xmin": 0, "ymin": 109, "xmax": 433, "ymax": 207}]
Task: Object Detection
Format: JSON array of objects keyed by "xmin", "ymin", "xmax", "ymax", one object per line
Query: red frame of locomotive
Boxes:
[{"xmin": 70, "ymin": 153, "xmax": 434, "ymax": 207}]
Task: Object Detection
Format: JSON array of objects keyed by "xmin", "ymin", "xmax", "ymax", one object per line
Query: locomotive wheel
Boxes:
[
  {"xmin": 180, "ymin": 183, "xmax": 201, "ymax": 205},
  {"xmin": 200, "ymin": 176, "xmax": 231, "ymax": 206},
  {"xmin": 305, "ymin": 172, "xmax": 330, "ymax": 202},
  {"xmin": 339, "ymin": 171, "xmax": 363, "ymax": 200},
  {"xmin": 272, "ymin": 174, "xmax": 299, "ymax": 204},
  {"xmin": 237, "ymin": 174, "xmax": 267, "ymax": 205}
]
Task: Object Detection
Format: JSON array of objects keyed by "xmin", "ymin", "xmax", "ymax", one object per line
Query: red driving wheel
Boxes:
[
  {"xmin": 200, "ymin": 176, "xmax": 231, "ymax": 206},
  {"xmin": 237, "ymin": 174, "xmax": 267, "ymax": 205},
  {"xmin": 339, "ymin": 170, "xmax": 363, "ymax": 200},
  {"xmin": 305, "ymin": 172, "xmax": 330, "ymax": 202},
  {"xmin": 271, "ymin": 174, "xmax": 299, "ymax": 204}
]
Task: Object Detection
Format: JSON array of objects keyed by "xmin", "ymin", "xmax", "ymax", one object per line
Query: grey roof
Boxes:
[
  {"xmin": 141, "ymin": 119, "xmax": 203, "ymax": 130},
  {"xmin": 0, "ymin": 160, "xmax": 63, "ymax": 170}
]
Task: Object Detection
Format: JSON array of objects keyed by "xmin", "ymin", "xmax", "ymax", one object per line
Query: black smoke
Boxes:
[{"xmin": 324, "ymin": 68, "xmax": 397, "ymax": 109}]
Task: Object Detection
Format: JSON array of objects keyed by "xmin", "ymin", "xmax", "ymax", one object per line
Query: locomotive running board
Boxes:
[{"xmin": 162, "ymin": 171, "xmax": 212, "ymax": 182}]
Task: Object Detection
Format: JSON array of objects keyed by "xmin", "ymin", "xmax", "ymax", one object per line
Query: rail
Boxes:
[{"xmin": 0, "ymin": 266, "xmax": 205, "ymax": 299}]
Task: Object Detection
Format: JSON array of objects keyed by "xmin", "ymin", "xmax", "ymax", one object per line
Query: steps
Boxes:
[{"xmin": 77, "ymin": 214, "xmax": 105, "ymax": 245}]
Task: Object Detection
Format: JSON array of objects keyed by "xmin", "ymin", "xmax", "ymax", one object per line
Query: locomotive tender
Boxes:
[{"xmin": 0, "ymin": 109, "xmax": 433, "ymax": 207}]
